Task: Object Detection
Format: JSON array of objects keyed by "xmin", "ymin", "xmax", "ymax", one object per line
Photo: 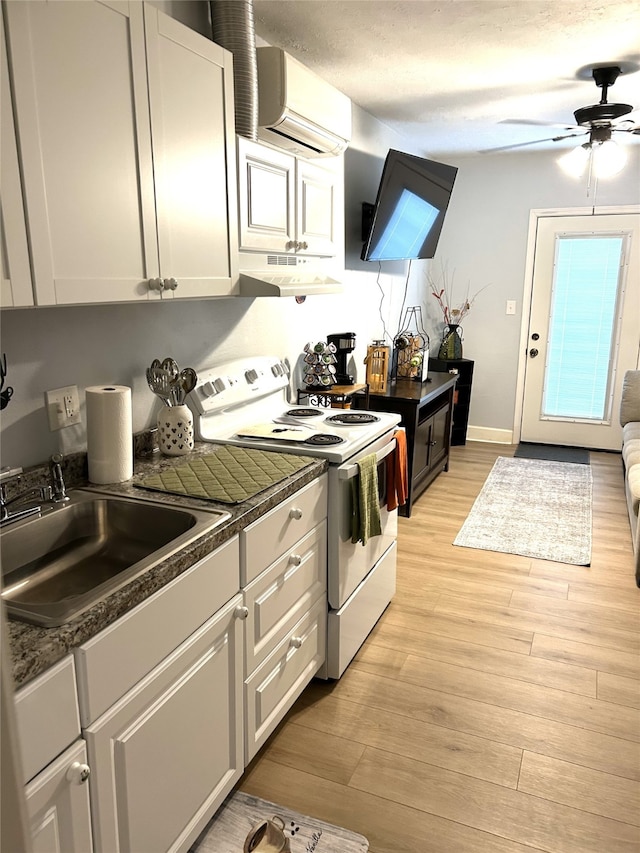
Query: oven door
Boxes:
[{"xmin": 327, "ymin": 431, "xmax": 399, "ymax": 610}]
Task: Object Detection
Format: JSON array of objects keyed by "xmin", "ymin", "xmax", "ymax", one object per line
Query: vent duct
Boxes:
[{"xmin": 210, "ymin": 0, "xmax": 258, "ymax": 140}]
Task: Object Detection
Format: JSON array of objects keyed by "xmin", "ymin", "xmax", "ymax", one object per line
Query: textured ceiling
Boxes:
[{"xmin": 253, "ymin": 0, "xmax": 640, "ymax": 157}]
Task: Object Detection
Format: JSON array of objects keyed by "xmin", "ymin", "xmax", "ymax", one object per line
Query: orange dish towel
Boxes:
[{"xmin": 387, "ymin": 429, "xmax": 408, "ymax": 511}]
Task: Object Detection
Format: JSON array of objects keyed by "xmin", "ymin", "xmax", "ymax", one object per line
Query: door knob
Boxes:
[{"xmin": 529, "ymin": 348, "xmax": 539, "ymax": 358}]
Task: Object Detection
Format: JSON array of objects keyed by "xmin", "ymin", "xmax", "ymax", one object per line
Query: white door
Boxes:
[{"xmin": 521, "ymin": 213, "xmax": 640, "ymax": 450}]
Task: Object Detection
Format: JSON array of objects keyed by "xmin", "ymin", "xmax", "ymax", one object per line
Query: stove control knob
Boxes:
[
  {"xmin": 245, "ymin": 369, "xmax": 258, "ymax": 384},
  {"xmin": 271, "ymin": 363, "xmax": 281, "ymax": 376},
  {"xmin": 213, "ymin": 377, "xmax": 227, "ymax": 393},
  {"xmin": 202, "ymin": 381, "xmax": 216, "ymax": 397},
  {"xmin": 289, "ymin": 508, "xmax": 303, "ymax": 521}
]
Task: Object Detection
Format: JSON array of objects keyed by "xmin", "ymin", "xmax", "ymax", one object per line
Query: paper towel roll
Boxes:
[{"xmin": 86, "ymin": 385, "xmax": 133, "ymax": 484}]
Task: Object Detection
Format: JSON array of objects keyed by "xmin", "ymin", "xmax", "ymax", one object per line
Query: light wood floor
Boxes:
[{"xmin": 240, "ymin": 442, "xmax": 640, "ymax": 852}]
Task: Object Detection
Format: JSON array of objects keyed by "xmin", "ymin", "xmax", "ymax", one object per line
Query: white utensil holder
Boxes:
[{"xmin": 157, "ymin": 405, "xmax": 194, "ymax": 456}]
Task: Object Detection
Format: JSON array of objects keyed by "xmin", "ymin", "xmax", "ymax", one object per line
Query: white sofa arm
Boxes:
[{"xmin": 620, "ymin": 371, "xmax": 640, "ymax": 427}]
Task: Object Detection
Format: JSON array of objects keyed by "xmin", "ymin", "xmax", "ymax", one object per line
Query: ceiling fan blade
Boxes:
[
  {"xmin": 481, "ymin": 131, "xmax": 587, "ymax": 154},
  {"xmin": 499, "ymin": 119, "xmax": 583, "ymax": 131}
]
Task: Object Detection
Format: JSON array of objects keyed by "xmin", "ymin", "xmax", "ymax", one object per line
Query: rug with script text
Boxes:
[{"xmin": 453, "ymin": 456, "xmax": 592, "ymax": 565}]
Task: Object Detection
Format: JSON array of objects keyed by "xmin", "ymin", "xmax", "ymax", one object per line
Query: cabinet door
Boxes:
[
  {"xmin": 5, "ymin": 0, "xmax": 160, "ymax": 305},
  {"xmin": 85, "ymin": 595, "xmax": 244, "ymax": 853},
  {"xmin": 144, "ymin": 5, "xmax": 238, "ymax": 298},
  {"xmin": 25, "ymin": 739, "xmax": 93, "ymax": 853},
  {"xmin": 296, "ymin": 159, "xmax": 338, "ymax": 256},
  {"xmin": 1, "ymin": 11, "xmax": 33, "ymax": 308},
  {"xmin": 237, "ymin": 137, "xmax": 296, "ymax": 252},
  {"xmin": 428, "ymin": 403, "xmax": 450, "ymax": 471}
]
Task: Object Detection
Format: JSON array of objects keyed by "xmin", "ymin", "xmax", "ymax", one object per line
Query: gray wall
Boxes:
[{"xmin": 426, "ymin": 146, "xmax": 640, "ymax": 434}]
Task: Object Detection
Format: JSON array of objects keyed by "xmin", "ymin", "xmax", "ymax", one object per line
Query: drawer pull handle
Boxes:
[
  {"xmin": 289, "ymin": 636, "xmax": 303, "ymax": 649},
  {"xmin": 289, "ymin": 554, "xmax": 302, "ymax": 566},
  {"xmin": 234, "ymin": 605, "xmax": 249, "ymax": 620},
  {"xmin": 66, "ymin": 762, "xmax": 91, "ymax": 785},
  {"xmin": 289, "ymin": 508, "xmax": 303, "ymax": 520}
]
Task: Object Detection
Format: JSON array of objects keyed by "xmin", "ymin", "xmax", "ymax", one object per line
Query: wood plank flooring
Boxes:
[{"xmin": 240, "ymin": 442, "xmax": 640, "ymax": 852}]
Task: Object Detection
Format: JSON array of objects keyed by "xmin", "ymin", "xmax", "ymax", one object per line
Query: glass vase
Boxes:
[{"xmin": 438, "ymin": 324, "xmax": 463, "ymax": 360}]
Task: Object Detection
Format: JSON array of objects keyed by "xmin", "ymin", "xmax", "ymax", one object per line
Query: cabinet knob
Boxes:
[
  {"xmin": 289, "ymin": 636, "xmax": 303, "ymax": 649},
  {"xmin": 234, "ymin": 605, "xmax": 249, "ymax": 620},
  {"xmin": 289, "ymin": 508, "xmax": 303, "ymax": 520},
  {"xmin": 163, "ymin": 277, "xmax": 178, "ymax": 291},
  {"xmin": 148, "ymin": 277, "xmax": 164, "ymax": 292},
  {"xmin": 285, "ymin": 240, "xmax": 296, "ymax": 250},
  {"xmin": 288, "ymin": 554, "xmax": 302, "ymax": 566},
  {"xmin": 430, "ymin": 440, "xmax": 437, "ymax": 446},
  {"xmin": 298, "ymin": 241, "xmax": 308, "ymax": 250},
  {"xmin": 66, "ymin": 762, "xmax": 91, "ymax": 785}
]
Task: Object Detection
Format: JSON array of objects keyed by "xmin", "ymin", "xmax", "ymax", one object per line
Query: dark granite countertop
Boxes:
[{"xmin": 7, "ymin": 442, "xmax": 327, "ymax": 688}]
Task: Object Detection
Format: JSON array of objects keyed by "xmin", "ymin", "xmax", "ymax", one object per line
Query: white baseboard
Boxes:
[{"xmin": 466, "ymin": 426, "xmax": 514, "ymax": 445}]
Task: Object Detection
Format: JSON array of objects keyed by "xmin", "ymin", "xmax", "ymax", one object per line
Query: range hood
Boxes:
[{"xmin": 238, "ymin": 253, "xmax": 343, "ymax": 297}]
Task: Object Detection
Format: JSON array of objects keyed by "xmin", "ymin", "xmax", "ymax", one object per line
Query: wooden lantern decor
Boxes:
[{"xmin": 365, "ymin": 341, "xmax": 390, "ymax": 392}]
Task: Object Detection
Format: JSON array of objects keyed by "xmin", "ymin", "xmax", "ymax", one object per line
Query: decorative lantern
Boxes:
[{"xmin": 365, "ymin": 341, "xmax": 390, "ymax": 393}]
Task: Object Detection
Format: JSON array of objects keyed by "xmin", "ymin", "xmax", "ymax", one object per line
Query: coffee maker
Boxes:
[{"xmin": 327, "ymin": 332, "xmax": 356, "ymax": 385}]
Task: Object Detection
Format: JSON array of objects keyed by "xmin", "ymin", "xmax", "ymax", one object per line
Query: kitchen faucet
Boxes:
[{"xmin": 0, "ymin": 454, "xmax": 70, "ymax": 526}]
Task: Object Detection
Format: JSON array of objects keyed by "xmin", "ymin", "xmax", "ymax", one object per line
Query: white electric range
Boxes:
[{"xmin": 188, "ymin": 356, "xmax": 401, "ymax": 678}]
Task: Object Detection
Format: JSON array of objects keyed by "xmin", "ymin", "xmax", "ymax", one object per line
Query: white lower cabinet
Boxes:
[
  {"xmin": 84, "ymin": 595, "xmax": 244, "ymax": 853},
  {"xmin": 25, "ymin": 739, "xmax": 93, "ymax": 853}
]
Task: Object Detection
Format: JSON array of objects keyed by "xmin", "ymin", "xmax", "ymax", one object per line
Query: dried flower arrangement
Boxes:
[{"xmin": 427, "ymin": 264, "xmax": 489, "ymax": 325}]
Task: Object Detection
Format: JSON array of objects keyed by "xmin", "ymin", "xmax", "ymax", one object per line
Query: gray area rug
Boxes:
[
  {"xmin": 454, "ymin": 456, "xmax": 592, "ymax": 565},
  {"xmin": 191, "ymin": 790, "xmax": 369, "ymax": 852}
]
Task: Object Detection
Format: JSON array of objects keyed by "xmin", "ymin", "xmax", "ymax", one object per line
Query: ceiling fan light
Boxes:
[
  {"xmin": 558, "ymin": 143, "xmax": 591, "ymax": 177},
  {"xmin": 591, "ymin": 139, "xmax": 626, "ymax": 178}
]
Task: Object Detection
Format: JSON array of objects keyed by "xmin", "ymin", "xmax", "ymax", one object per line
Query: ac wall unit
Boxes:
[{"xmin": 256, "ymin": 47, "xmax": 352, "ymax": 158}]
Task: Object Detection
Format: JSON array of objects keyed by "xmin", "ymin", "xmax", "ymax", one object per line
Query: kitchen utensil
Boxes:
[
  {"xmin": 146, "ymin": 367, "xmax": 173, "ymax": 407},
  {"xmin": 168, "ymin": 367, "xmax": 197, "ymax": 405},
  {"xmin": 161, "ymin": 358, "xmax": 179, "ymax": 379}
]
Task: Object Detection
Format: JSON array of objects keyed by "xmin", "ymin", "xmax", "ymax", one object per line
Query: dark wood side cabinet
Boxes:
[
  {"xmin": 358, "ymin": 373, "xmax": 457, "ymax": 517},
  {"xmin": 429, "ymin": 358, "xmax": 474, "ymax": 445}
]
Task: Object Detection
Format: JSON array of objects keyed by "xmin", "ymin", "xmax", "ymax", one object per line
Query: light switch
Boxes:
[{"xmin": 506, "ymin": 300, "xmax": 516, "ymax": 315}]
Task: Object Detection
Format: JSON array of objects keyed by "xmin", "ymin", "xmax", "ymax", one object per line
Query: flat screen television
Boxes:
[{"xmin": 361, "ymin": 149, "xmax": 458, "ymax": 262}]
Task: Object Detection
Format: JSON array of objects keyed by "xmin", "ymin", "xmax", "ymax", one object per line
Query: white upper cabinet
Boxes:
[
  {"xmin": 238, "ymin": 136, "xmax": 342, "ymax": 258},
  {"xmin": 4, "ymin": 0, "xmax": 238, "ymax": 306},
  {"xmin": 1, "ymin": 9, "xmax": 33, "ymax": 308}
]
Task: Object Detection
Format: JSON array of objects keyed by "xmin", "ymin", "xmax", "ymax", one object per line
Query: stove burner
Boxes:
[
  {"xmin": 325, "ymin": 412, "xmax": 380, "ymax": 426},
  {"xmin": 304, "ymin": 433, "xmax": 344, "ymax": 446},
  {"xmin": 284, "ymin": 408, "xmax": 322, "ymax": 418}
]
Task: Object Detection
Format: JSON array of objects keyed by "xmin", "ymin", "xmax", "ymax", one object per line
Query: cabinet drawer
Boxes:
[
  {"xmin": 241, "ymin": 475, "xmax": 327, "ymax": 586},
  {"xmin": 75, "ymin": 535, "xmax": 239, "ymax": 726},
  {"xmin": 14, "ymin": 655, "xmax": 81, "ymax": 785},
  {"xmin": 244, "ymin": 596, "xmax": 326, "ymax": 763},
  {"xmin": 244, "ymin": 521, "xmax": 326, "ymax": 674}
]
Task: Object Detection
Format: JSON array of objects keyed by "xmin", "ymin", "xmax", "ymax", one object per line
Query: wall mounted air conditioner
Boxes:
[{"xmin": 256, "ymin": 47, "xmax": 352, "ymax": 158}]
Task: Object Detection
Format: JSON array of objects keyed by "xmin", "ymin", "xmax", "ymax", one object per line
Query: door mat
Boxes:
[
  {"xmin": 514, "ymin": 442, "xmax": 590, "ymax": 465},
  {"xmin": 134, "ymin": 445, "xmax": 311, "ymax": 504},
  {"xmin": 454, "ymin": 456, "xmax": 592, "ymax": 565},
  {"xmin": 191, "ymin": 790, "xmax": 369, "ymax": 852}
]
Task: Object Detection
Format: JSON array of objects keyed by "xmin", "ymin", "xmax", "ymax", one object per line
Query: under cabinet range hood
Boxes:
[
  {"xmin": 256, "ymin": 47, "xmax": 352, "ymax": 158},
  {"xmin": 238, "ymin": 253, "xmax": 342, "ymax": 297}
]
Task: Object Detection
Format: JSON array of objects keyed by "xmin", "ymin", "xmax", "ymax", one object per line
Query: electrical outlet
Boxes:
[
  {"xmin": 506, "ymin": 300, "xmax": 516, "ymax": 315},
  {"xmin": 45, "ymin": 385, "xmax": 81, "ymax": 431}
]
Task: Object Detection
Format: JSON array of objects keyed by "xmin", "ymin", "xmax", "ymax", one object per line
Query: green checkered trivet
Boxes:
[{"xmin": 134, "ymin": 445, "xmax": 310, "ymax": 504}]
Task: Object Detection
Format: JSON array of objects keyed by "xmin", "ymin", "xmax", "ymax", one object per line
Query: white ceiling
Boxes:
[{"xmin": 253, "ymin": 0, "xmax": 640, "ymax": 157}]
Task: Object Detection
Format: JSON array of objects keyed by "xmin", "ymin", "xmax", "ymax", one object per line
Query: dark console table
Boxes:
[
  {"xmin": 429, "ymin": 358, "xmax": 474, "ymax": 445},
  {"xmin": 357, "ymin": 373, "xmax": 457, "ymax": 517}
]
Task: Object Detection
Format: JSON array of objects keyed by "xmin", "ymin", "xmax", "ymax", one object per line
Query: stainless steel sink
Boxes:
[{"xmin": 1, "ymin": 490, "xmax": 231, "ymax": 627}]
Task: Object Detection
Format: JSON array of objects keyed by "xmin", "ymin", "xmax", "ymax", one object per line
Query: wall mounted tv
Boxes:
[{"xmin": 361, "ymin": 149, "xmax": 458, "ymax": 262}]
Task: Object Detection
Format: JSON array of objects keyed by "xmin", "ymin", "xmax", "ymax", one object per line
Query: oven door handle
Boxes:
[{"xmin": 337, "ymin": 438, "xmax": 397, "ymax": 480}]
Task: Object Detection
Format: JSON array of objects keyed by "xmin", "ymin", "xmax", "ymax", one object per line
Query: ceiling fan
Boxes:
[{"xmin": 487, "ymin": 64, "xmax": 640, "ymax": 157}]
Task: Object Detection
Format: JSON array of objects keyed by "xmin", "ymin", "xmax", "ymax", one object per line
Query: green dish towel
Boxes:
[{"xmin": 351, "ymin": 453, "xmax": 382, "ymax": 545}]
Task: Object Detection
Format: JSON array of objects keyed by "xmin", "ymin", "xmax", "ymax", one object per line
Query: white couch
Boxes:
[{"xmin": 620, "ymin": 370, "xmax": 640, "ymax": 584}]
